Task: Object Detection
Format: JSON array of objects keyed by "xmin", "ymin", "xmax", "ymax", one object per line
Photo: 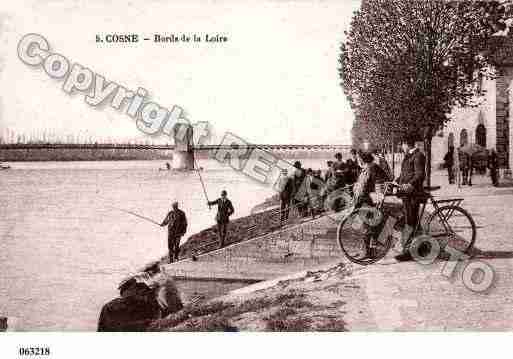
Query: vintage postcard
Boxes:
[{"xmin": 1, "ymin": 0, "xmax": 512, "ymax": 357}]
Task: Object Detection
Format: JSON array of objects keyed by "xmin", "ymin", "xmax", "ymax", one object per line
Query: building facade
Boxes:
[{"xmin": 432, "ymin": 36, "xmax": 513, "ymax": 175}]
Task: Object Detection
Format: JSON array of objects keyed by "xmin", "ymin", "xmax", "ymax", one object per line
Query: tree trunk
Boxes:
[
  {"xmin": 391, "ymin": 139, "xmax": 395, "ymax": 178},
  {"xmin": 425, "ymin": 136, "xmax": 432, "ymax": 188}
]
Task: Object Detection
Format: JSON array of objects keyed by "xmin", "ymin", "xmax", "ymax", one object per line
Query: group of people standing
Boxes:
[
  {"xmin": 159, "ymin": 141, "xmax": 435, "ymax": 265},
  {"xmin": 278, "ymin": 148, "xmax": 394, "ymax": 225},
  {"xmin": 444, "ymin": 146, "xmax": 499, "ymax": 187},
  {"xmin": 350, "ymin": 136, "xmax": 427, "ymax": 262}
]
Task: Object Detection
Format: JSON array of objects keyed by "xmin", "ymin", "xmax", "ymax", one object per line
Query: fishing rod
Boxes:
[
  {"xmin": 108, "ymin": 206, "xmax": 162, "ymax": 226},
  {"xmin": 193, "ymin": 156, "xmax": 211, "ymax": 210}
]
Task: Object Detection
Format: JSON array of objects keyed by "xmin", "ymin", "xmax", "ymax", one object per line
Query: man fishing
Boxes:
[
  {"xmin": 208, "ymin": 190, "xmax": 234, "ymax": 248},
  {"xmin": 160, "ymin": 201, "xmax": 188, "ymax": 263}
]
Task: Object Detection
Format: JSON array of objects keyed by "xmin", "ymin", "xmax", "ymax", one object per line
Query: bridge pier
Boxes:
[{"xmin": 172, "ymin": 125, "xmax": 195, "ymax": 170}]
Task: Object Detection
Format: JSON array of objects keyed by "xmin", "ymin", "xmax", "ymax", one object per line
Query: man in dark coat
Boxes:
[
  {"xmin": 443, "ymin": 146, "xmax": 455, "ymax": 184},
  {"xmin": 332, "ymin": 153, "xmax": 347, "ymax": 188},
  {"xmin": 160, "ymin": 202, "xmax": 188, "ymax": 263},
  {"xmin": 459, "ymin": 148, "xmax": 470, "ymax": 185},
  {"xmin": 97, "ymin": 273, "xmax": 183, "ymax": 332},
  {"xmin": 291, "ymin": 161, "xmax": 308, "ymax": 217},
  {"xmin": 345, "ymin": 149, "xmax": 361, "ymax": 185},
  {"xmin": 395, "ymin": 136, "xmax": 426, "ymax": 262},
  {"xmin": 351, "ymin": 150, "xmax": 389, "ymax": 258},
  {"xmin": 329, "ymin": 153, "xmax": 348, "ymax": 212},
  {"xmin": 208, "ymin": 190, "xmax": 234, "ymax": 248},
  {"xmin": 488, "ymin": 148, "xmax": 499, "ymax": 187},
  {"xmin": 278, "ymin": 169, "xmax": 294, "ymax": 224}
]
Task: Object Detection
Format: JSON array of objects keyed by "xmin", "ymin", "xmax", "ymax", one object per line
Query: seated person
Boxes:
[
  {"xmin": 350, "ymin": 150, "xmax": 389, "ymax": 259},
  {"xmin": 352, "ymin": 151, "xmax": 388, "ymax": 208},
  {"xmin": 97, "ymin": 272, "xmax": 183, "ymax": 331}
]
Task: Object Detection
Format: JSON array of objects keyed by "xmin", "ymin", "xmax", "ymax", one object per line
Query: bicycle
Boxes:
[{"xmin": 337, "ymin": 181, "xmax": 477, "ymax": 265}]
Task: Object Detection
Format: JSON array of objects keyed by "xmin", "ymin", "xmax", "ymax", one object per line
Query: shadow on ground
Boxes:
[{"xmin": 472, "ymin": 249, "xmax": 513, "ymax": 259}]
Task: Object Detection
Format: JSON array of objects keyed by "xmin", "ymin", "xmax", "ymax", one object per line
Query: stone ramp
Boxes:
[{"xmin": 162, "ymin": 215, "xmax": 344, "ymax": 282}]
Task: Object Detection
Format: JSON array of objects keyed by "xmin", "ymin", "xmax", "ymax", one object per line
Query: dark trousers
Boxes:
[
  {"xmin": 293, "ymin": 199, "xmax": 308, "ymax": 217},
  {"xmin": 401, "ymin": 197, "xmax": 420, "ymax": 248},
  {"xmin": 490, "ymin": 168, "xmax": 499, "ymax": 186},
  {"xmin": 168, "ymin": 235, "xmax": 181, "ymax": 263},
  {"xmin": 461, "ymin": 168, "xmax": 472, "ymax": 185},
  {"xmin": 217, "ymin": 222, "xmax": 228, "ymax": 247},
  {"xmin": 280, "ymin": 198, "xmax": 290, "ymax": 224},
  {"xmin": 447, "ymin": 166, "xmax": 454, "ymax": 184}
]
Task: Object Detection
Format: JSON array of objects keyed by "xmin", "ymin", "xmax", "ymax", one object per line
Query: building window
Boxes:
[
  {"xmin": 460, "ymin": 129, "xmax": 468, "ymax": 147},
  {"xmin": 476, "ymin": 124, "xmax": 486, "ymax": 148}
]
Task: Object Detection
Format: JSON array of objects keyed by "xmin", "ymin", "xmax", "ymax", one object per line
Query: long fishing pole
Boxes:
[
  {"xmin": 108, "ymin": 206, "xmax": 162, "ymax": 226},
  {"xmin": 193, "ymin": 156, "xmax": 211, "ymax": 210}
]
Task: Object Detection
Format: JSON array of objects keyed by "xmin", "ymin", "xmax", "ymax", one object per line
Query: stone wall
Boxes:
[{"xmin": 163, "ymin": 216, "xmax": 341, "ymax": 282}]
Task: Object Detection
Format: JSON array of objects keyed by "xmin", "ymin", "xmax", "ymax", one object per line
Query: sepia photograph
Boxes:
[{"xmin": 1, "ymin": 0, "xmax": 513, "ymax": 357}]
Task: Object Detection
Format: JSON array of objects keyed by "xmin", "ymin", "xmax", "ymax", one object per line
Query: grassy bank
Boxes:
[{"xmin": 148, "ymin": 263, "xmax": 352, "ymax": 331}]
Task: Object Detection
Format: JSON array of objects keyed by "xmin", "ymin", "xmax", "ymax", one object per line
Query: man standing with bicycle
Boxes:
[{"xmin": 395, "ymin": 135, "xmax": 426, "ymax": 262}]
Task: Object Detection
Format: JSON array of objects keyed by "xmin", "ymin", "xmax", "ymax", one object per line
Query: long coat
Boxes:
[
  {"xmin": 279, "ymin": 176, "xmax": 294, "ymax": 201},
  {"xmin": 161, "ymin": 209, "xmax": 187, "ymax": 237},
  {"xmin": 209, "ymin": 198, "xmax": 234, "ymax": 223},
  {"xmin": 397, "ymin": 149, "xmax": 426, "ymax": 193}
]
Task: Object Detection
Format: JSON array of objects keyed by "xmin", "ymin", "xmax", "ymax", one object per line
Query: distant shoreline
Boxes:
[
  {"xmin": 0, "ymin": 145, "xmax": 346, "ymax": 162},
  {"xmin": 0, "ymin": 147, "xmax": 176, "ymax": 162}
]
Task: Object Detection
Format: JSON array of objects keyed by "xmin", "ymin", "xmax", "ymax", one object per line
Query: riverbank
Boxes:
[
  {"xmin": 148, "ymin": 263, "xmax": 350, "ymax": 331},
  {"xmin": 141, "ymin": 195, "xmax": 283, "ymax": 272},
  {"xmin": 146, "ymin": 171, "xmax": 513, "ymax": 331}
]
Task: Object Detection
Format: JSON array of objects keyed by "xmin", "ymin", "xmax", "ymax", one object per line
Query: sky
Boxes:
[{"xmin": 0, "ymin": 0, "xmax": 360, "ymax": 145}]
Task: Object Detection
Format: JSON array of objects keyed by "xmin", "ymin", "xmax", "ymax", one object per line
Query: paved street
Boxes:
[
  {"xmin": 223, "ymin": 170, "xmax": 513, "ymax": 330},
  {"xmin": 345, "ymin": 170, "xmax": 513, "ymax": 330}
]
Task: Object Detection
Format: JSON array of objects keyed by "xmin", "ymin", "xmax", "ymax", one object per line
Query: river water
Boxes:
[{"xmin": 0, "ymin": 158, "xmax": 327, "ymax": 331}]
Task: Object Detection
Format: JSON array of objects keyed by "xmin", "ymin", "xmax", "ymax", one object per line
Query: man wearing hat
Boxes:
[
  {"xmin": 97, "ymin": 273, "xmax": 183, "ymax": 331},
  {"xmin": 329, "ymin": 153, "xmax": 348, "ymax": 211},
  {"xmin": 278, "ymin": 169, "xmax": 294, "ymax": 224},
  {"xmin": 350, "ymin": 149, "xmax": 390, "ymax": 258},
  {"xmin": 394, "ymin": 135, "xmax": 426, "ymax": 261},
  {"xmin": 333, "ymin": 152, "xmax": 348, "ymax": 187},
  {"xmin": 97, "ymin": 273, "xmax": 162, "ymax": 331},
  {"xmin": 291, "ymin": 161, "xmax": 308, "ymax": 217},
  {"xmin": 160, "ymin": 201, "xmax": 188, "ymax": 263},
  {"xmin": 208, "ymin": 190, "xmax": 235, "ymax": 248}
]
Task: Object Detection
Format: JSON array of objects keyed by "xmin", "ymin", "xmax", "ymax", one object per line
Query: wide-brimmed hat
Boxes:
[
  {"xmin": 357, "ymin": 149, "xmax": 374, "ymax": 164},
  {"xmin": 118, "ymin": 272, "xmax": 156, "ymax": 292}
]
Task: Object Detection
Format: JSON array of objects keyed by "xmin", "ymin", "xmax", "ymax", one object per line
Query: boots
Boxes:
[{"xmin": 394, "ymin": 225, "xmax": 414, "ymax": 262}]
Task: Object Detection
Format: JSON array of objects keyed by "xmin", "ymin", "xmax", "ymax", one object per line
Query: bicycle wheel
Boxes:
[
  {"xmin": 337, "ymin": 208, "xmax": 393, "ymax": 265},
  {"xmin": 425, "ymin": 205, "xmax": 476, "ymax": 255}
]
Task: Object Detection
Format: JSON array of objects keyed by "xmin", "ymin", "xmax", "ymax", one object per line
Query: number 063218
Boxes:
[{"xmin": 18, "ymin": 347, "xmax": 51, "ymax": 356}]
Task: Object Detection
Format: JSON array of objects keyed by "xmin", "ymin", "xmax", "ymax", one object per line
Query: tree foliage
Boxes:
[{"xmin": 340, "ymin": 0, "xmax": 513, "ymax": 146}]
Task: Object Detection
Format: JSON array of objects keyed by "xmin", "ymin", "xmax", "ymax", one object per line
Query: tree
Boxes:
[{"xmin": 340, "ymin": 0, "xmax": 513, "ymax": 185}]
